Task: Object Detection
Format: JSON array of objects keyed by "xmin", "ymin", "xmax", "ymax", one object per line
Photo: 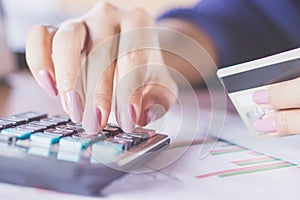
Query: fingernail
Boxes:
[
  {"xmin": 65, "ymin": 91, "xmax": 83, "ymax": 123},
  {"xmin": 37, "ymin": 70, "xmax": 58, "ymax": 96},
  {"xmin": 253, "ymin": 118, "xmax": 277, "ymax": 133},
  {"xmin": 145, "ymin": 106, "xmax": 157, "ymax": 125},
  {"xmin": 252, "ymin": 90, "xmax": 269, "ymax": 104},
  {"xmin": 119, "ymin": 104, "xmax": 136, "ymax": 133},
  {"xmin": 83, "ymin": 107, "xmax": 101, "ymax": 134}
]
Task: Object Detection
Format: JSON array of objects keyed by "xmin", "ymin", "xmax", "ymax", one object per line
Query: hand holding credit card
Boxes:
[{"xmin": 217, "ymin": 48, "xmax": 300, "ymax": 137}]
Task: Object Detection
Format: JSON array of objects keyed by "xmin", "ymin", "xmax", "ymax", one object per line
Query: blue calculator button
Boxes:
[
  {"xmin": 30, "ymin": 132, "xmax": 61, "ymax": 146},
  {"xmin": 59, "ymin": 137, "xmax": 90, "ymax": 151},
  {"xmin": 1, "ymin": 128, "xmax": 33, "ymax": 139},
  {"xmin": 92, "ymin": 141, "xmax": 124, "ymax": 163}
]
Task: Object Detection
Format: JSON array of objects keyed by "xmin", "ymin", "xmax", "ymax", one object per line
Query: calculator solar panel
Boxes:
[{"xmin": 0, "ymin": 111, "xmax": 170, "ymax": 196}]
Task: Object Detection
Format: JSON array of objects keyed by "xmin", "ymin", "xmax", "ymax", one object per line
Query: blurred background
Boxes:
[{"xmin": 0, "ymin": 0, "xmax": 197, "ymax": 76}]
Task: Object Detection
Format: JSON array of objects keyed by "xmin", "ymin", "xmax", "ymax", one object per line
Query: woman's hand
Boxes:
[
  {"xmin": 25, "ymin": 2, "xmax": 178, "ymax": 134},
  {"xmin": 252, "ymin": 77, "xmax": 300, "ymax": 136}
]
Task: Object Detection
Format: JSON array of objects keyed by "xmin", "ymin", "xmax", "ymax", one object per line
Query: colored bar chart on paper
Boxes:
[{"xmin": 195, "ymin": 141, "xmax": 298, "ymax": 179}]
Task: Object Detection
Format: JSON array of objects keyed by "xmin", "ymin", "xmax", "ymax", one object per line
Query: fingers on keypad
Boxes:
[{"xmin": 0, "ymin": 111, "xmax": 159, "ymax": 164}]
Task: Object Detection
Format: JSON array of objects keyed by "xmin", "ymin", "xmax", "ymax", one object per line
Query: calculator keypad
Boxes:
[{"xmin": 0, "ymin": 111, "xmax": 166, "ymax": 165}]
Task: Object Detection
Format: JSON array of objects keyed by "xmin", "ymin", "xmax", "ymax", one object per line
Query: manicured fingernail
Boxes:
[
  {"xmin": 83, "ymin": 107, "xmax": 101, "ymax": 134},
  {"xmin": 37, "ymin": 70, "xmax": 58, "ymax": 96},
  {"xmin": 252, "ymin": 90, "xmax": 269, "ymax": 104},
  {"xmin": 119, "ymin": 104, "xmax": 136, "ymax": 133},
  {"xmin": 253, "ymin": 118, "xmax": 277, "ymax": 133},
  {"xmin": 145, "ymin": 106, "xmax": 157, "ymax": 125},
  {"xmin": 65, "ymin": 91, "xmax": 83, "ymax": 123}
]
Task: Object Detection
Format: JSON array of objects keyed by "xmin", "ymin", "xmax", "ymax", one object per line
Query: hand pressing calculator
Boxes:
[{"xmin": 0, "ymin": 111, "xmax": 170, "ymax": 196}]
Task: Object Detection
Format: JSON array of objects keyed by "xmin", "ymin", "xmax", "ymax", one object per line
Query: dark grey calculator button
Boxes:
[
  {"xmin": 103, "ymin": 127, "xmax": 120, "ymax": 137},
  {"xmin": 1, "ymin": 117, "xmax": 27, "ymax": 125},
  {"xmin": 106, "ymin": 123, "xmax": 123, "ymax": 132},
  {"xmin": 12, "ymin": 112, "xmax": 47, "ymax": 122},
  {"xmin": 44, "ymin": 128, "xmax": 74, "ymax": 136},
  {"xmin": 67, "ymin": 122, "xmax": 82, "ymax": 129},
  {"xmin": 56, "ymin": 124, "xmax": 80, "ymax": 132},
  {"xmin": 0, "ymin": 120, "xmax": 15, "ymax": 129},
  {"xmin": 40, "ymin": 117, "xmax": 69, "ymax": 125},
  {"xmin": 52, "ymin": 115, "xmax": 71, "ymax": 122},
  {"xmin": 127, "ymin": 127, "xmax": 156, "ymax": 141},
  {"xmin": 17, "ymin": 124, "xmax": 46, "ymax": 132},
  {"xmin": 114, "ymin": 133, "xmax": 141, "ymax": 146},
  {"xmin": 29, "ymin": 121, "xmax": 56, "ymax": 129}
]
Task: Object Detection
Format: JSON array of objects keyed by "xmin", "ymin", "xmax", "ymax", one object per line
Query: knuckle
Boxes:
[
  {"xmin": 95, "ymin": 1, "xmax": 116, "ymax": 13},
  {"xmin": 56, "ymin": 72, "xmax": 79, "ymax": 90},
  {"xmin": 126, "ymin": 7, "xmax": 153, "ymax": 26},
  {"xmin": 54, "ymin": 22, "xmax": 84, "ymax": 43},
  {"xmin": 27, "ymin": 25, "xmax": 45, "ymax": 36},
  {"xmin": 93, "ymin": 93, "xmax": 112, "ymax": 107},
  {"xmin": 268, "ymin": 85, "xmax": 283, "ymax": 109},
  {"xmin": 274, "ymin": 113, "xmax": 290, "ymax": 134}
]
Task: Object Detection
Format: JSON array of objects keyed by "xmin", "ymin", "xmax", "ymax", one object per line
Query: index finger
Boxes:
[{"xmin": 52, "ymin": 21, "xmax": 87, "ymax": 122}]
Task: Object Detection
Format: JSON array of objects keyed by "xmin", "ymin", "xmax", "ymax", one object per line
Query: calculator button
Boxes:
[
  {"xmin": 30, "ymin": 132, "xmax": 61, "ymax": 146},
  {"xmin": 1, "ymin": 117, "xmax": 27, "ymax": 125},
  {"xmin": 40, "ymin": 117, "xmax": 69, "ymax": 125},
  {"xmin": 44, "ymin": 128, "xmax": 74, "ymax": 136},
  {"xmin": 0, "ymin": 134, "xmax": 16, "ymax": 143},
  {"xmin": 67, "ymin": 122, "xmax": 83, "ymax": 129},
  {"xmin": 59, "ymin": 136, "xmax": 90, "ymax": 151},
  {"xmin": 110, "ymin": 138, "xmax": 132, "ymax": 151},
  {"xmin": 57, "ymin": 150, "xmax": 81, "ymax": 162},
  {"xmin": 17, "ymin": 124, "xmax": 46, "ymax": 132},
  {"xmin": 72, "ymin": 132, "xmax": 106, "ymax": 143},
  {"xmin": 0, "ymin": 120, "xmax": 15, "ymax": 130},
  {"xmin": 92, "ymin": 141, "xmax": 124, "ymax": 162},
  {"xmin": 1, "ymin": 128, "xmax": 33, "ymax": 139},
  {"xmin": 106, "ymin": 123, "xmax": 123, "ymax": 132},
  {"xmin": 52, "ymin": 115, "xmax": 71, "ymax": 122},
  {"xmin": 127, "ymin": 127, "xmax": 156, "ymax": 140},
  {"xmin": 12, "ymin": 111, "xmax": 47, "ymax": 122},
  {"xmin": 55, "ymin": 125, "xmax": 80, "ymax": 132},
  {"xmin": 114, "ymin": 133, "xmax": 141, "ymax": 146},
  {"xmin": 29, "ymin": 121, "xmax": 56, "ymax": 129},
  {"xmin": 103, "ymin": 127, "xmax": 120, "ymax": 137},
  {"xmin": 28, "ymin": 145, "xmax": 51, "ymax": 157}
]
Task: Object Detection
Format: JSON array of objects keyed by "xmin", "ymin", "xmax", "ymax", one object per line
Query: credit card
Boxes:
[{"xmin": 217, "ymin": 48, "xmax": 300, "ymax": 136}]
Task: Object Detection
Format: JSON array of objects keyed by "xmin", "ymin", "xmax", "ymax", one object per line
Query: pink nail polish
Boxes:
[
  {"xmin": 65, "ymin": 91, "xmax": 83, "ymax": 123},
  {"xmin": 37, "ymin": 70, "xmax": 58, "ymax": 96},
  {"xmin": 128, "ymin": 104, "xmax": 136, "ymax": 124},
  {"xmin": 252, "ymin": 90, "xmax": 269, "ymax": 104},
  {"xmin": 83, "ymin": 107, "xmax": 101, "ymax": 134},
  {"xmin": 253, "ymin": 119, "xmax": 277, "ymax": 133},
  {"xmin": 145, "ymin": 106, "xmax": 157, "ymax": 125}
]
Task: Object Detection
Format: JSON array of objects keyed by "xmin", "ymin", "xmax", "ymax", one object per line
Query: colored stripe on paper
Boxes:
[
  {"xmin": 210, "ymin": 147, "xmax": 246, "ymax": 155},
  {"xmin": 196, "ymin": 161, "xmax": 296, "ymax": 179},
  {"xmin": 232, "ymin": 156, "xmax": 279, "ymax": 166}
]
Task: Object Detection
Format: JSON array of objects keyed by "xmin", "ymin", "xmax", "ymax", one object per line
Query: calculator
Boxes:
[{"xmin": 0, "ymin": 111, "xmax": 170, "ymax": 196}]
